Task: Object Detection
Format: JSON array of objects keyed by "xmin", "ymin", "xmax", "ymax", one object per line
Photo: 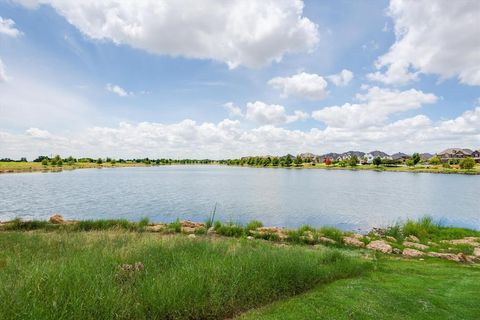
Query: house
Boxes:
[
  {"xmin": 437, "ymin": 148, "xmax": 473, "ymax": 161},
  {"xmin": 472, "ymin": 150, "xmax": 480, "ymax": 163},
  {"xmin": 298, "ymin": 153, "xmax": 317, "ymax": 163},
  {"xmin": 420, "ymin": 153, "xmax": 434, "ymax": 161},
  {"xmin": 365, "ymin": 151, "xmax": 391, "ymax": 164},
  {"xmin": 339, "ymin": 151, "xmax": 365, "ymax": 161},
  {"xmin": 391, "ymin": 152, "xmax": 409, "ymax": 162},
  {"xmin": 318, "ymin": 153, "xmax": 341, "ymax": 162}
]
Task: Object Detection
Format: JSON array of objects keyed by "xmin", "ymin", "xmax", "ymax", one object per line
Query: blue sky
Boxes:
[{"xmin": 0, "ymin": 0, "xmax": 479, "ymax": 159}]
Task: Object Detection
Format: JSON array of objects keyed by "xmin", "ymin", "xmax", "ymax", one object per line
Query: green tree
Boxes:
[
  {"xmin": 406, "ymin": 159, "xmax": 415, "ymax": 167},
  {"xmin": 294, "ymin": 155, "xmax": 303, "ymax": 166},
  {"xmin": 459, "ymin": 157, "xmax": 475, "ymax": 170},
  {"xmin": 272, "ymin": 157, "xmax": 279, "ymax": 166},
  {"xmin": 56, "ymin": 159, "xmax": 63, "ymax": 166},
  {"xmin": 96, "ymin": 158, "xmax": 103, "ymax": 164},
  {"xmin": 284, "ymin": 155, "xmax": 293, "ymax": 167},
  {"xmin": 41, "ymin": 159, "xmax": 48, "ymax": 166},
  {"xmin": 373, "ymin": 157, "xmax": 382, "ymax": 167},
  {"xmin": 429, "ymin": 156, "xmax": 441, "ymax": 165},
  {"xmin": 412, "ymin": 153, "xmax": 421, "ymax": 165},
  {"xmin": 348, "ymin": 155, "xmax": 359, "ymax": 167}
]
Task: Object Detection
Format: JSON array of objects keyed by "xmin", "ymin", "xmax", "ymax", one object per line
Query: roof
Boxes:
[
  {"xmin": 367, "ymin": 150, "xmax": 390, "ymax": 157},
  {"xmin": 438, "ymin": 148, "xmax": 473, "ymax": 156}
]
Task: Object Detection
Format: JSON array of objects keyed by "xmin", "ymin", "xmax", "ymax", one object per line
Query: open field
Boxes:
[{"xmin": 0, "ymin": 231, "xmax": 369, "ymax": 320}]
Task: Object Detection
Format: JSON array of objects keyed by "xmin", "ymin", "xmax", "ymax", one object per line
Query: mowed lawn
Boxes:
[
  {"xmin": 0, "ymin": 231, "xmax": 369, "ymax": 320},
  {"xmin": 239, "ymin": 257, "xmax": 480, "ymax": 320}
]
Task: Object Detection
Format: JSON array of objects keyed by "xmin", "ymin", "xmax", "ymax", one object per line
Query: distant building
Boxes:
[
  {"xmin": 471, "ymin": 150, "xmax": 480, "ymax": 163},
  {"xmin": 365, "ymin": 151, "xmax": 391, "ymax": 164},
  {"xmin": 391, "ymin": 152, "xmax": 409, "ymax": 161},
  {"xmin": 298, "ymin": 153, "xmax": 317, "ymax": 163},
  {"xmin": 437, "ymin": 148, "xmax": 473, "ymax": 161}
]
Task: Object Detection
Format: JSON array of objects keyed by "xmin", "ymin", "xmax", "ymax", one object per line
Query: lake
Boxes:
[{"xmin": 1, "ymin": 165, "xmax": 479, "ymax": 231}]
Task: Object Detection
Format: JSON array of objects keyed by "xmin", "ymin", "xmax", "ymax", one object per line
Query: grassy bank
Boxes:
[
  {"xmin": 0, "ymin": 231, "xmax": 370, "ymax": 320},
  {"xmin": 239, "ymin": 258, "xmax": 480, "ymax": 319},
  {"xmin": 0, "ymin": 161, "xmax": 149, "ymax": 173}
]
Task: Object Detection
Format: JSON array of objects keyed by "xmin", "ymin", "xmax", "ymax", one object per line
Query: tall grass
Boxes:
[
  {"xmin": 401, "ymin": 216, "xmax": 480, "ymax": 241},
  {"xmin": 0, "ymin": 232, "xmax": 370, "ymax": 320}
]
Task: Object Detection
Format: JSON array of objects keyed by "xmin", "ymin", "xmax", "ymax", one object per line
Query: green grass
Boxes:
[
  {"xmin": 239, "ymin": 258, "xmax": 480, "ymax": 320},
  {"xmin": 0, "ymin": 231, "xmax": 370, "ymax": 320},
  {"xmin": 402, "ymin": 216, "xmax": 480, "ymax": 241}
]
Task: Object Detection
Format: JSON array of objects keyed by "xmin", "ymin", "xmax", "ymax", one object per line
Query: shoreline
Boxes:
[
  {"xmin": 1, "ymin": 161, "xmax": 479, "ymax": 175},
  {"xmin": 2, "ymin": 215, "xmax": 479, "ymax": 264}
]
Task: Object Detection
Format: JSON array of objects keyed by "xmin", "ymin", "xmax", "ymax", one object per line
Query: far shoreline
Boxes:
[{"xmin": 1, "ymin": 161, "xmax": 479, "ymax": 175}]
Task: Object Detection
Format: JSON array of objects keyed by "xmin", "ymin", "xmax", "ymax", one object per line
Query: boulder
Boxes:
[
  {"xmin": 207, "ymin": 227, "xmax": 216, "ymax": 235},
  {"xmin": 427, "ymin": 252, "xmax": 474, "ymax": 263},
  {"xmin": 253, "ymin": 227, "xmax": 288, "ymax": 240},
  {"xmin": 246, "ymin": 236, "xmax": 254, "ymax": 240},
  {"xmin": 441, "ymin": 237, "xmax": 480, "ymax": 247},
  {"xmin": 385, "ymin": 236, "xmax": 397, "ymax": 242},
  {"xmin": 343, "ymin": 236, "xmax": 365, "ymax": 248},
  {"xmin": 392, "ymin": 248, "xmax": 402, "ymax": 255},
  {"xmin": 49, "ymin": 214, "xmax": 64, "ymax": 224},
  {"xmin": 473, "ymin": 247, "xmax": 480, "ymax": 257},
  {"xmin": 145, "ymin": 224, "xmax": 165, "ymax": 232},
  {"xmin": 352, "ymin": 233, "xmax": 364, "ymax": 240},
  {"xmin": 318, "ymin": 237, "xmax": 336, "ymax": 245},
  {"xmin": 181, "ymin": 227, "xmax": 196, "ymax": 234},
  {"xmin": 406, "ymin": 235, "xmax": 420, "ymax": 243},
  {"xmin": 366, "ymin": 240, "xmax": 392, "ymax": 254},
  {"xmin": 403, "ymin": 241, "xmax": 429, "ymax": 250},
  {"xmin": 402, "ymin": 248, "xmax": 424, "ymax": 258},
  {"xmin": 187, "ymin": 234, "xmax": 196, "ymax": 239}
]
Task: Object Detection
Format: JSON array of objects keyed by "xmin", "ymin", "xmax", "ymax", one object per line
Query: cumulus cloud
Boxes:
[
  {"xmin": 2, "ymin": 105, "xmax": 479, "ymax": 159},
  {"xmin": 327, "ymin": 69, "xmax": 354, "ymax": 86},
  {"xmin": 245, "ymin": 101, "xmax": 308, "ymax": 125},
  {"xmin": 368, "ymin": 0, "xmax": 480, "ymax": 85},
  {"xmin": 106, "ymin": 83, "xmax": 131, "ymax": 97},
  {"xmin": 312, "ymin": 86, "xmax": 437, "ymax": 128},
  {"xmin": 223, "ymin": 102, "xmax": 243, "ymax": 118},
  {"xmin": 16, "ymin": 0, "xmax": 319, "ymax": 68},
  {"xmin": 268, "ymin": 72, "xmax": 328, "ymax": 100},
  {"xmin": 0, "ymin": 59, "xmax": 7, "ymax": 82},
  {"xmin": 0, "ymin": 16, "xmax": 22, "ymax": 37}
]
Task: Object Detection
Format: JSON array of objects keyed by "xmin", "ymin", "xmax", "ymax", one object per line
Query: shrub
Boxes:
[
  {"xmin": 429, "ymin": 156, "xmax": 441, "ymax": 165},
  {"xmin": 216, "ymin": 223, "xmax": 245, "ymax": 237},
  {"xmin": 246, "ymin": 220, "xmax": 263, "ymax": 230},
  {"xmin": 405, "ymin": 159, "xmax": 415, "ymax": 167},
  {"xmin": 168, "ymin": 218, "xmax": 182, "ymax": 233},
  {"xmin": 318, "ymin": 226, "xmax": 344, "ymax": 243},
  {"xmin": 373, "ymin": 157, "xmax": 382, "ymax": 167},
  {"xmin": 41, "ymin": 159, "xmax": 48, "ymax": 166},
  {"xmin": 459, "ymin": 157, "xmax": 475, "ymax": 170}
]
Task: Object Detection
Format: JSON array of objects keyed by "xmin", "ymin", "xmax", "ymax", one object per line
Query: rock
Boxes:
[
  {"xmin": 402, "ymin": 248, "xmax": 424, "ymax": 258},
  {"xmin": 473, "ymin": 247, "xmax": 480, "ymax": 257},
  {"xmin": 427, "ymin": 252, "xmax": 474, "ymax": 263},
  {"xmin": 246, "ymin": 236, "xmax": 254, "ymax": 240},
  {"xmin": 441, "ymin": 237, "xmax": 480, "ymax": 247},
  {"xmin": 49, "ymin": 214, "xmax": 64, "ymax": 224},
  {"xmin": 366, "ymin": 240, "xmax": 392, "ymax": 254},
  {"xmin": 187, "ymin": 234, "xmax": 196, "ymax": 239},
  {"xmin": 343, "ymin": 236, "xmax": 365, "ymax": 248},
  {"xmin": 145, "ymin": 224, "xmax": 165, "ymax": 232},
  {"xmin": 371, "ymin": 227, "xmax": 386, "ymax": 237},
  {"xmin": 181, "ymin": 226, "xmax": 196, "ymax": 234},
  {"xmin": 406, "ymin": 235, "xmax": 420, "ymax": 243},
  {"xmin": 180, "ymin": 220, "xmax": 205, "ymax": 228},
  {"xmin": 253, "ymin": 227, "xmax": 288, "ymax": 240},
  {"xmin": 403, "ymin": 241, "xmax": 429, "ymax": 250},
  {"xmin": 352, "ymin": 233, "xmax": 364, "ymax": 240},
  {"xmin": 392, "ymin": 248, "xmax": 402, "ymax": 254},
  {"xmin": 385, "ymin": 236, "xmax": 397, "ymax": 242},
  {"xmin": 318, "ymin": 237, "xmax": 336, "ymax": 245},
  {"xmin": 301, "ymin": 231, "xmax": 315, "ymax": 242},
  {"xmin": 207, "ymin": 227, "xmax": 216, "ymax": 235}
]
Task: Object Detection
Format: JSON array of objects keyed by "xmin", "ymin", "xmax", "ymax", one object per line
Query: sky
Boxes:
[{"xmin": 0, "ymin": 0, "xmax": 479, "ymax": 159}]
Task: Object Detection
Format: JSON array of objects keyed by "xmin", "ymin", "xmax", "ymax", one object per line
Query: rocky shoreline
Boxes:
[{"xmin": 2, "ymin": 214, "xmax": 479, "ymax": 264}]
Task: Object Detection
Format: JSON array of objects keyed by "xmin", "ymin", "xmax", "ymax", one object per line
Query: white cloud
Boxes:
[
  {"xmin": 0, "ymin": 59, "xmax": 7, "ymax": 82},
  {"xmin": 223, "ymin": 102, "xmax": 243, "ymax": 118},
  {"xmin": 268, "ymin": 72, "xmax": 328, "ymax": 100},
  {"xmin": 245, "ymin": 101, "xmax": 308, "ymax": 125},
  {"xmin": 0, "ymin": 16, "xmax": 22, "ymax": 37},
  {"xmin": 368, "ymin": 0, "xmax": 480, "ymax": 86},
  {"xmin": 312, "ymin": 86, "xmax": 437, "ymax": 128},
  {"xmin": 1, "ymin": 105, "xmax": 479, "ymax": 159},
  {"xmin": 17, "ymin": 0, "xmax": 319, "ymax": 68},
  {"xmin": 327, "ymin": 69, "xmax": 354, "ymax": 86},
  {"xmin": 106, "ymin": 83, "xmax": 131, "ymax": 97}
]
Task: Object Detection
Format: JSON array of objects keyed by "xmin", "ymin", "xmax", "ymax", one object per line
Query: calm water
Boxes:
[{"xmin": 1, "ymin": 166, "xmax": 479, "ymax": 231}]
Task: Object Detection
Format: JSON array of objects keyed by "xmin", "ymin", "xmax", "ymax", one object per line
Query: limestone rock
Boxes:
[
  {"xmin": 181, "ymin": 226, "xmax": 196, "ymax": 234},
  {"xmin": 49, "ymin": 214, "xmax": 64, "ymax": 224},
  {"xmin": 246, "ymin": 236, "xmax": 254, "ymax": 240},
  {"xmin": 188, "ymin": 234, "xmax": 196, "ymax": 239},
  {"xmin": 145, "ymin": 224, "xmax": 165, "ymax": 232},
  {"xmin": 385, "ymin": 236, "xmax": 397, "ymax": 242},
  {"xmin": 366, "ymin": 240, "xmax": 392, "ymax": 254},
  {"xmin": 402, "ymin": 248, "xmax": 424, "ymax": 258},
  {"xmin": 392, "ymin": 248, "xmax": 402, "ymax": 254},
  {"xmin": 427, "ymin": 252, "xmax": 474, "ymax": 263},
  {"xmin": 473, "ymin": 247, "xmax": 480, "ymax": 257},
  {"xmin": 406, "ymin": 235, "xmax": 420, "ymax": 243},
  {"xmin": 318, "ymin": 237, "xmax": 336, "ymax": 245},
  {"xmin": 403, "ymin": 241, "xmax": 429, "ymax": 250},
  {"xmin": 207, "ymin": 227, "xmax": 216, "ymax": 235},
  {"xmin": 343, "ymin": 236, "xmax": 365, "ymax": 248},
  {"xmin": 442, "ymin": 237, "xmax": 480, "ymax": 247}
]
